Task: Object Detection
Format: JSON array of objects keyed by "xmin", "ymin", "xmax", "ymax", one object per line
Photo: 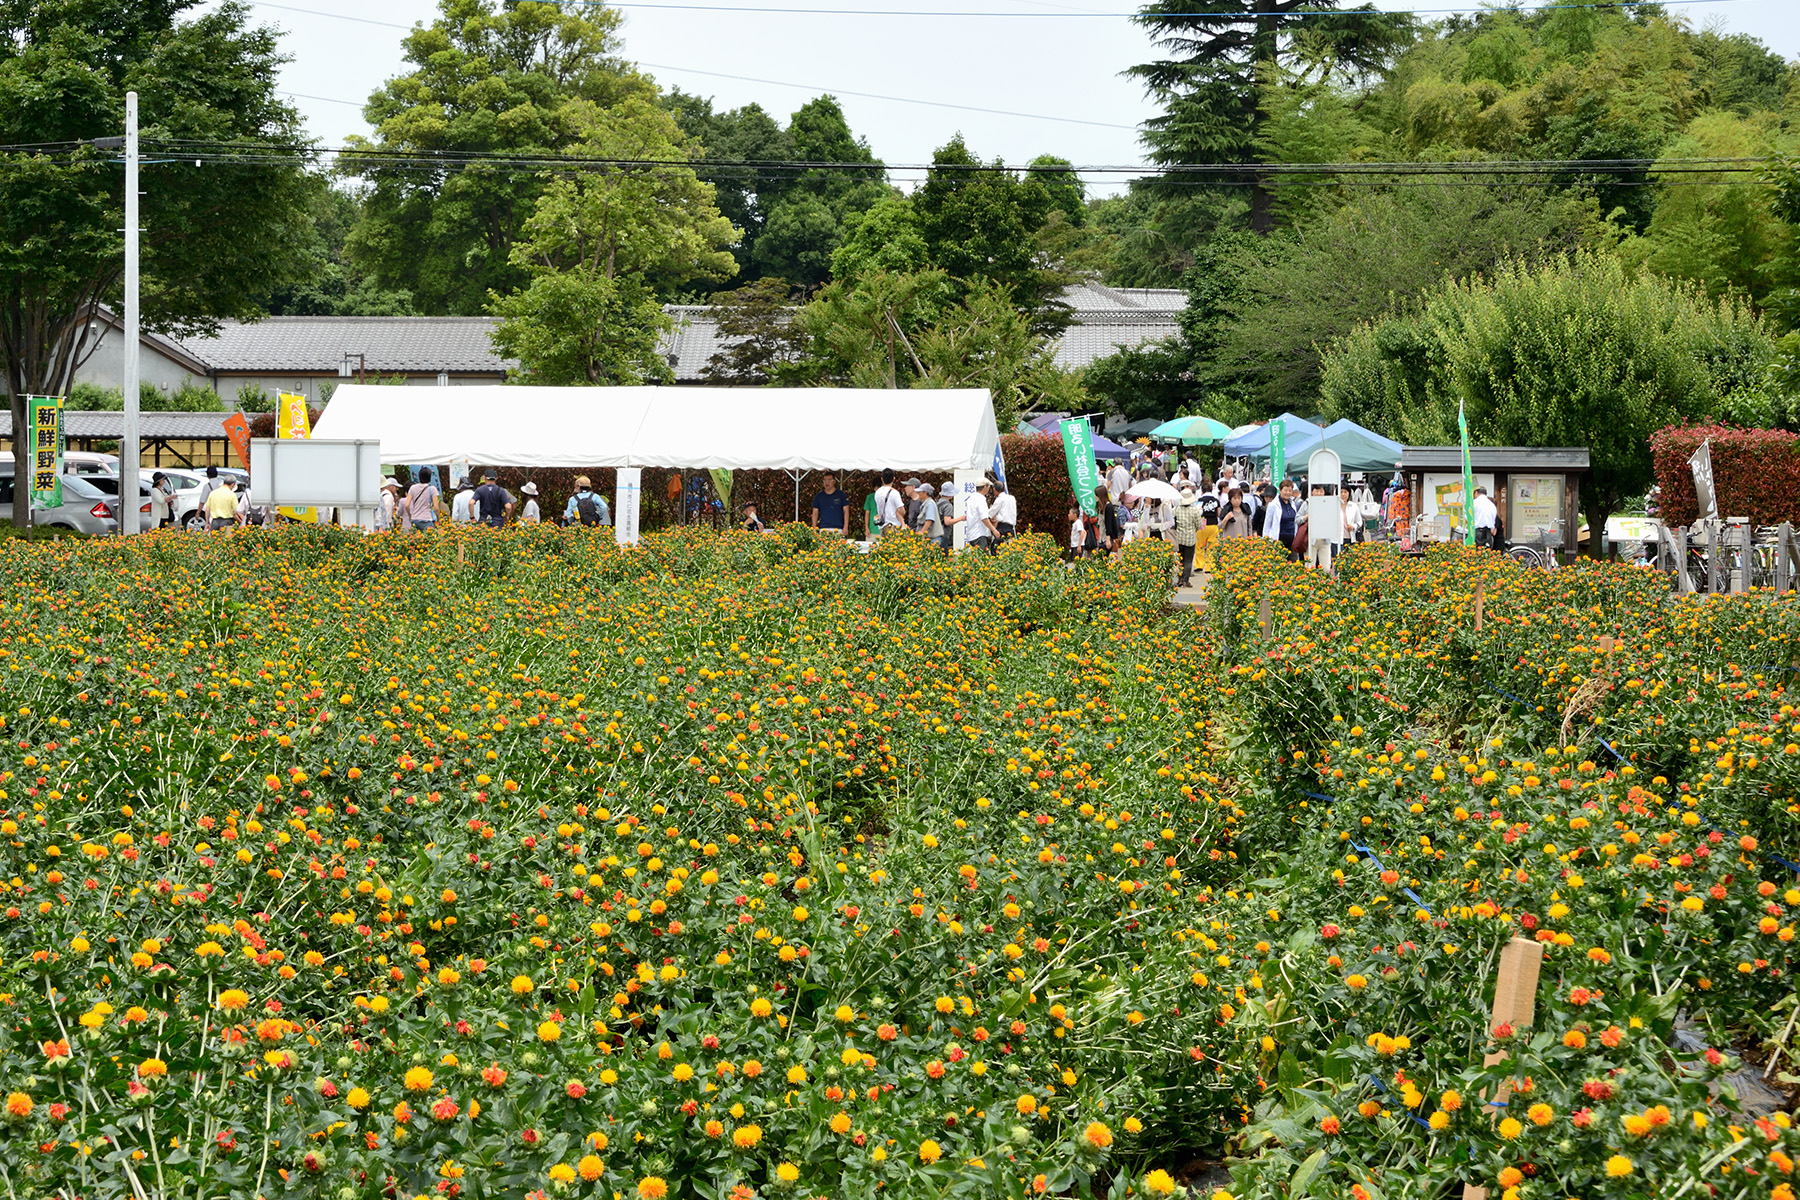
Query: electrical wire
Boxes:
[
  {"xmin": 256, "ymin": 0, "xmax": 1748, "ymax": 18},
  {"xmin": 242, "ymin": 2, "xmax": 1144, "ymax": 130}
]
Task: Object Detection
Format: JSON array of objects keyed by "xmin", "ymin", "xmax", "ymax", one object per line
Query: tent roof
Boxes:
[
  {"xmin": 1223, "ymin": 412, "xmax": 1326, "ymax": 458},
  {"xmin": 311, "ymin": 385, "xmax": 1000, "ymax": 472},
  {"xmin": 1316, "ymin": 419, "xmax": 1405, "ymax": 473}
]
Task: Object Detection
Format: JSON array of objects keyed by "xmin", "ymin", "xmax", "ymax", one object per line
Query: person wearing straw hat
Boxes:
[
  {"xmin": 564, "ymin": 476, "xmax": 611, "ymax": 527},
  {"xmin": 1173, "ymin": 483, "xmax": 1203, "ymax": 586},
  {"xmin": 519, "ymin": 481, "xmax": 541, "ymax": 525}
]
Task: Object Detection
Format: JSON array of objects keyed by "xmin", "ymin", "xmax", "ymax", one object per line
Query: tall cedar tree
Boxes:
[
  {"xmin": 0, "ymin": 0, "xmax": 314, "ymax": 526},
  {"xmin": 1130, "ymin": 0, "xmax": 1410, "ymax": 232}
]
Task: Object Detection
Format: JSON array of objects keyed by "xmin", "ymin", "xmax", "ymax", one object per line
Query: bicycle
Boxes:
[{"xmin": 1506, "ymin": 523, "xmax": 1563, "ymax": 571}]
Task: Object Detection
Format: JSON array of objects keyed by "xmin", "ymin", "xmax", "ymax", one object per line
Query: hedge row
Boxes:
[{"xmin": 1649, "ymin": 423, "xmax": 1800, "ymax": 526}]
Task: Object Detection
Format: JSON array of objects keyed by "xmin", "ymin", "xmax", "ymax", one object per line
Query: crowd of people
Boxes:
[
  {"xmin": 798, "ymin": 469, "xmax": 1016, "ymax": 553},
  {"xmin": 1080, "ymin": 448, "xmax": 1427, "ymax": 586}
]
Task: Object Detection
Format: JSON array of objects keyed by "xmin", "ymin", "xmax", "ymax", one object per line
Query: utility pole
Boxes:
[{"xmin": 121, "ymin": 91, "xmax": 141, "ymax": 536}]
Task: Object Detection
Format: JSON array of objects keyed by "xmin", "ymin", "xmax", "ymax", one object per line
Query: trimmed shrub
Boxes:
[{"xmin": 1649, "ymin": 423, "xmax": 1800, "ymax": 526}]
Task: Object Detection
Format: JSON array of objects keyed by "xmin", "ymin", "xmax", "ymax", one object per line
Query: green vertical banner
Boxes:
[
  {"xmin": 1269, "ymin": 422, "xmax": 1286, "ymax": 486},
  {"xmin": 708, "ymin": 469, "xmax": 733, "ymax": 516},
  {"xmin": 1458, "ymin": 398, "xmax": 1475, "ymax": 547},
  {"xmin": 27, "ymin": 395, "xmax": 63, "ymax": 510},
  {"xmin": 1060, "ymin": 418, "xmax": 1101, "ymax": 516}
]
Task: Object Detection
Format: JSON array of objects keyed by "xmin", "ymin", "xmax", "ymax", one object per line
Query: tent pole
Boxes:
[{"xmin": 788, "ymin": 468, "xmax": 809, "ymax": 523}]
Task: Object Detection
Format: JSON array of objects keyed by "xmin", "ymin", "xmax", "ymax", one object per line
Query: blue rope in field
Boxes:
[{"xmin": 1302, "ymin": 790, "xmax": 1435, "ymax": 914}]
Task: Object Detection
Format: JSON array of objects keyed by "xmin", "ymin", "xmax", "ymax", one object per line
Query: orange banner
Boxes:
[{"xmin": 222, "ymin": 412, "xmax": 251, "ymax": 470}]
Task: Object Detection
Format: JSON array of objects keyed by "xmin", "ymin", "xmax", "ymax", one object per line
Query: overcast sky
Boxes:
[{"xmin": 210, "ymin": 0, "xmax": 1800, "ymax": 194}]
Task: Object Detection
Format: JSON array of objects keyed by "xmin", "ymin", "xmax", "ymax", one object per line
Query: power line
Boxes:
[
  {"xmin": 140, "ymin": 140, "xmax": 1776, "ymax": 176},
  {"xmin": 247, "ymin": 3, "xmax": 1143, "ymax": 130},
  {"xmin": 249, "ymin": 0, "xmax": 1745, "ymax": 21}
]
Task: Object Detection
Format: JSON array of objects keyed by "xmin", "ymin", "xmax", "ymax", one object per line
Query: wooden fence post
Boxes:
[
  {"xmin": 1597, "ymin": 634, "xmax": 1615, "ymax": 676},
  {"xmin": 1472, "ymin": 579, "xmax": 1485, "ymax": 633},
  {"xmin": 1257, "ymin": 595, "xmax": 1271, "ymax": 641},
  {"xmin": 1462, "ymin": 936, "xmax": 1546, "ymax": 1200},
  {"xmin": 457, "ymin": 537, "xmax": 465, "ymax": 568}
]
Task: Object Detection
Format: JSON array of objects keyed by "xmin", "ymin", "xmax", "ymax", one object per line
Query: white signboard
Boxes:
[
  {"xmin": 616, "ymin": 467, "xmax": 642, "ymax": 547},
  {"xmin": 248, "ymin": 438, "xmax": 382, "ymax": 528}
]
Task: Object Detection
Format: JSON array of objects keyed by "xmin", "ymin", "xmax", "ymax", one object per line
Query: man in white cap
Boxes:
[
  {"xmin": 519, "ymin": 481, "xmax": 541, "ymax": 524},
  {"xmin": 376, "ymin": 477, "xmax": 401, "ymax": 531},
  {"xmin": 963, "ymin": 477, "xmax": 999, "ymax": 553}
]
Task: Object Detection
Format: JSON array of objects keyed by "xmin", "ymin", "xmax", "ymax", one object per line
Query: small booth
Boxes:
[{"xmin": 1398, "ymin": 446, "xmax": 1590, "ymax": 562}]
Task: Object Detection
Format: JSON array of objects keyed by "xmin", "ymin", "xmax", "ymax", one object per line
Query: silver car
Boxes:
[{"xmin": 0, "ymin": 467, "xmax": 120, "ymax": 534}]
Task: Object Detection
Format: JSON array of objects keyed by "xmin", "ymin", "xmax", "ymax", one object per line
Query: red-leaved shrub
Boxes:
[{"xmin": 1649, "ymin": 424, "xmax": 1800, "ymax": 526}]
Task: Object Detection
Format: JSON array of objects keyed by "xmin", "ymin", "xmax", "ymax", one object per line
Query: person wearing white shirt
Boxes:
[
  {"xmin": 963, "ymin": 480, "xmax": 998, "ymax": 552},
  {"xmin": 873, "ymin": 468, "xmax": 906, "ymax": 536},
  {"xmin": 519, "ymin": 481, "xmax": 541, "ymax": 524},
  {"xmin": 451, "ymin": 485, "xmax": 476, "ymax": 524},
  {"xmin": 989, "ymin": 483, "xmax": 1018, "ymax": 541},
  {"xmin": 1471, "ymin": 486, "xmax": 1499, "ymax": 548},
  {"xmin": 1107, "ymin": 461, "xmax": 1131, "ymax": 504}
]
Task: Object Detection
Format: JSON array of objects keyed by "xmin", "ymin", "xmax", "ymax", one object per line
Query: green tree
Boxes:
[
  {"xmin": 669, "ymin": 93, "xmax": 887, "ymax": 291},
  {"xmin": 912, "ymin": 278, "xmax": 1087, "ymax": 435},
  {"xmin": 488, "ymin": 95, "xmax": 738, "ymax": 384},
  {"xmin": 1318, "ymin": 252, "xmax": 1777, "ymax": 542},
  {"xmin": 796, "ymin": 270, "xmax": 953, "ymax": 390},
  {"xmin": 263, "ymin": 185, "xmax": 416, "ymax": 316},
  {"xmin": 701, "ymin": 277, "xmax": 808, "ymax": 385},
  {"xmin": 0, "ymin": 0, "xmax": 314, "ymax": 527},
  {"xmin": 1130, "ymin": 0, "xmax": 1411, "ymax": 232},
  {"xmin": 343, "ymin": 0, "xmax": 648, "ymax": 315},
  {"xmin": 1193, "ymin": 184, "xmax": 1592, "ymax": 415},
  {"xmin": 831, "ymin": 196, "xmax": 930, "ymax": 282},
  {"xmin": 915, "ymin": 136, "xmax": 1068, "ymax": 327},
  {"xmin": 1626, "ymin": 111, "xmax": 1799, "ymax": 311},
  {"xmin": 665, "ymin": 91, "xmax": 793, "ymax": 280}
]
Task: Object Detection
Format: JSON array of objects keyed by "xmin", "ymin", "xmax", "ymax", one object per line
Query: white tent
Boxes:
[{"xmin": 311, "ymin": 384, "xmax": 1001, "ymax": 473}]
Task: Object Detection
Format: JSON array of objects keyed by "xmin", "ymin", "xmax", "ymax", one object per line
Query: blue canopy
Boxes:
[{"xmin": 1222, "ymin": 413, "xmax": 1326, "ymax": 460}]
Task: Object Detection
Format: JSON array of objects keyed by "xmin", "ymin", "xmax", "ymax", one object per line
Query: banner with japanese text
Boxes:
[
  {"xmin": 1060, "ymin": 418, "xmax": 1100, "ymax": 517},
  {"xmin": 27, "ymin": 395, "xmax": 63, "ymax": 510}
]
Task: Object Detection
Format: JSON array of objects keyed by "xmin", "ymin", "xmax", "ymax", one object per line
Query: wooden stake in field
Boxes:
[
  {"xmin": 458, "ymin": 537, "xmax": 466, "ymax": 568},
  {"xmin": 1472, "ymin": 579, "xmax": 1485, "ymax": 633},
  {"xmin": 1257, "ymin": 595, "xmax": 1271, "ymax": 641},
  {"xmin": 1462, "ymin": 936, "xmax": 1545, "ymax": 1200}
]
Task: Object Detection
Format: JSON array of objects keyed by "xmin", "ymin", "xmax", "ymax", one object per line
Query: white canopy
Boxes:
[{"xmin": 311, "ymin": 384, "xmax": 1001, "ymax": 473}]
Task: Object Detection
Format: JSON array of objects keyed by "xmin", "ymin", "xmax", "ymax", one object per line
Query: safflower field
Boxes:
[{"xmin": 0, "ymin": 524, "xmax": 1797, "ymax": 1200}]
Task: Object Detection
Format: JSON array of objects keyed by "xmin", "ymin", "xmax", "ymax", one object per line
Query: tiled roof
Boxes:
[
  {"xmin": 662, "ymin": 306, "xmax": 727, "ymax": 382},
  {"xmin": 178, "ymin": 316, "xmax": 513, "ymax": 374},
  {"xmin": 658, "ymin": 284, "xmax": 1187, "ymax": 383},
  {"xmin": 1061, "ymin": 283, "xmax": 1187, "ymax": 312},
  {"xmin": 0, "ymin": 410, "xmax": 235, "ymax": 439}
]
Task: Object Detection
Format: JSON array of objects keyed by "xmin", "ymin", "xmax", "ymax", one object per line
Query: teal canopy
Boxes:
[
  {"xmin": 1314, "ymin": 419, "xmax": 1404, "ymax": 474},
  {"xmin": 1149, "ymin": 415, "xmax": 1233, "ymax": 446}
]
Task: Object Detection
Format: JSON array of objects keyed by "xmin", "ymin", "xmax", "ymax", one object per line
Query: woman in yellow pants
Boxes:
[{"xmin": 1194, "ymin": 481, "xmax": 1220, "ymax": 573}]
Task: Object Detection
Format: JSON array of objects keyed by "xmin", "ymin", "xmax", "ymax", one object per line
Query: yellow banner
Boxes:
[{"xmin": 275, "ymin": 393, "xmax": 320, "ymax": 522}]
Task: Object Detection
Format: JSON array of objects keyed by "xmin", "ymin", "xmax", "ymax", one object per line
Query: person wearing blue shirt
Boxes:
[
  {"xmin": 563, "ymin": 476, "xmax": 611, "ymax": 527},
  {"xmin": 810, "ymin": 473, "xmax": 849, "ymax": 535}
]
